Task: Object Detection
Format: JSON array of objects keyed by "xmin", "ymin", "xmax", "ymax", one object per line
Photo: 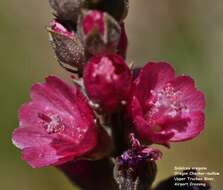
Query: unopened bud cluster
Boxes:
[{"xmin": 48, "ymin": 0, "xmax": 128, "ymax": 74}]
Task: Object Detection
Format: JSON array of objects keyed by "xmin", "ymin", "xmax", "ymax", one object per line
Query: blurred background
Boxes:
[{"xmin": 0, "ymin": 0, "xmax": 222, "ymax": 189}]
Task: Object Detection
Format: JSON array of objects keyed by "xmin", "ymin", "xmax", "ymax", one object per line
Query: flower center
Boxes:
[
  {"xmin": 150, "ymin": 83, "xmax": 188, "ymax": 117},
  {"xmin": 38, "ymin": 113, "xmax": 65, "ymax": 134},
  {"xmin": 145, "ymin": 83, "xmax": 189, "ymax": 128}
]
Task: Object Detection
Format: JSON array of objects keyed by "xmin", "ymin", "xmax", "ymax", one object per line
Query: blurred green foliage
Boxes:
[{"xmin": 0, "ymin": 0, "xmax": 222, "ymax": 189}]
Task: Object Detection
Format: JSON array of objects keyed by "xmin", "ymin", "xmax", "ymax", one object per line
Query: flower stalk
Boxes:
[{"xmin": 11, "ymin": 1, "xmax": 210, "ymax": 190}]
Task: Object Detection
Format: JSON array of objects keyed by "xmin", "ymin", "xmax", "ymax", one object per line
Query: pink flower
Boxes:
[
  {"xmin": 12, "ymin": 76, "xmax": 98, "ymax": 168},
  {"xmin": 128, "ymin": 62, "xmax": 205, "ymax": 145},
  {"xmin": 83, "ymin": 54, "xmax": 132, "ymax": 113}
]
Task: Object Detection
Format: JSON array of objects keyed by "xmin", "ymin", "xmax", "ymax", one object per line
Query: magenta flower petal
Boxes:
[
  {"xmin": 12, "ymin": 76, "xmax": 97, "ymax": 168},
  {"xmin": 21, "ymin": 146, "xmax": 69, "ymax": 168},
  {"xmin": 133, "ymin": 62, "xmax": 175, "ymax": 105},
  {"xmin": 129, "ymin": 62, "xmax": 205, "ymax": 145},
  {"xmin": 12, "ymin": 125, "xmax": 52, "ymax": 149},
  {"xmin": 169, "ymin": 112, "xmax": 205, "ymax": 142},
  {"xmin": 168, "ymin": 76, "xmax": 205, "ymax": 111}
]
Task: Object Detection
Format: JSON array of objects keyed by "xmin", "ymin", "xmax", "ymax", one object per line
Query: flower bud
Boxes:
[
  {"xmin": 49, "ymin": 0, "xmax": 83, "ymax": 23},
  {"xmin": 85, "ymin": 0, "xmax": 129, "ymax": 21},
  {"xmin": 78, "ymin": 10, "xmax": 121, "ymax": 56},
  {"xmin": 83, "ymin": 54, "xmax": 132, "ymax": 113},
  {"xmin": 12, "ymin": 76, "xmax": 98, "ymax": 168},
  {"xmin": 48, "ymin": 20, "xmax": 85, "ymax": 73},
  {"xmin": 128, "ymin": 62, "xmax": 206, "ymax": 146}
]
